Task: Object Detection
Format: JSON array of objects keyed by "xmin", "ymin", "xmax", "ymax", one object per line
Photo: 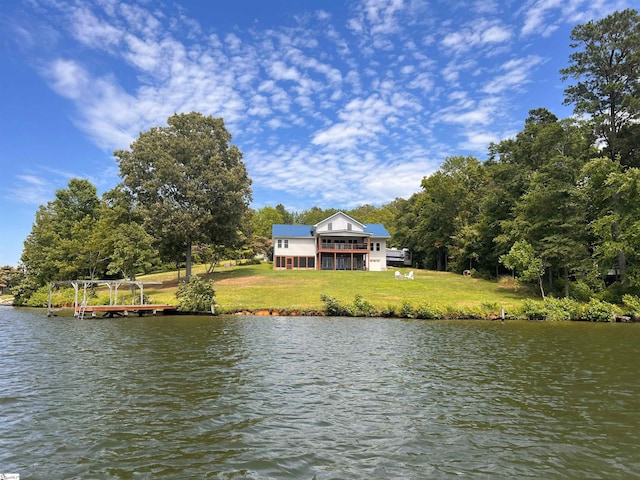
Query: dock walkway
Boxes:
[
  {"xmin": 48, "ymin": 279, "xmax": 175, "ymax": 318},
  {"xmin": 75, "ymin": 304, "xmax": 176, "ymax": 318}
]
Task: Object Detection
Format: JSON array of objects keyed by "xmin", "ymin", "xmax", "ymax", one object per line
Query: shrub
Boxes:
[
  {"xmin": 400, "ymin": 301, "xmax": 414, "ymax": 318},
  {"xmin": 583, "ymin": 299, "xmax": 615, "ymax": 322},
  {"xmin": 599, "ymin": 282, "xmax": 625, "ymax": 304},
  {"xmin": 543, "ymin": 297, "xmax": 581, "ymax": 321},
  {"xmin": 622, "ymin": 294, "xmax": 640, "ymax": 320},
  {"xmin": 320, "ymin": 294, "xmax": 348, "ymax": 316},
  {"xmin": 350, "ymin": 294, "xmax": 377, "ymax": 317},
  {"xmin": 519, "ymin": 299, "xmax": 546, "ymax": 320},
  {"xmin": 570, "ymin": 281, "xmax": 594, "ymax": 302},
  {"xmin": 176, "ymin": 276, "xmax": 216, "ymax": 312},
  {"xmin": 22, "ymin": 285, "xmax": 51, "ymax": 308},
  {"xmin": 381, "ymin": 305, "xmax": 397, "ymax": 317},
  {"xmin": 414, "ymin": 304, "xmax": 443, "ymax": 319}
]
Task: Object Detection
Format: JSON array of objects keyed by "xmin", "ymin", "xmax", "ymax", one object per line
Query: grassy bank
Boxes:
[
  {"xmin": 137, "ymin": 262, "xmax": 530, "ymax": 316},
  {"xmin": 38, "ymin": 262, "xmax": 632, "ymax": 321}
]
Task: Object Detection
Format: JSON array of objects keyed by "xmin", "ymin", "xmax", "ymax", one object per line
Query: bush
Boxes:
[
  {"xmin": 414, "ymin": 304, "xmax": 443, "ymax": 319},
  {"xmin": 543, "ymin": 297, "xmax": 582, "ymax": 321},
  {"xmin": 350, "ymin": 294, "xmax": 377, "ymax": 317},
  {"xmin": 622, "ymin": 294, "xmax": 640, "ymax": 320},
  {"xmin": 22, "ymin": 285, "xmax": 51, "ymax": 308},
  {"xmin": 320, "ymin": 294, "xmax": 348, "ymax": 316},
  {"xmin": 381, "ymin": 305, "xmax": 397, "ymax": 317},
  {"xmin": 599, "ymin": 282, "xmax": 626, "ymax": 304},
  {"xmin": 570, "ymin": 281, "xmax": 594, "ymax": 302},
  {"xmin": 582, "ymin": 299, "xmax": 615, "ymax": 322},
  {"xmin": 400, "ymin": 301, "xmax": 414, "ymax": 319},
  {"xmin": 519, "ymin": 299, "xmax": 546, "ymax": 320},
  {"xmin": 176, "ymin": 276, "xmax": 216, "ymax": 312}
]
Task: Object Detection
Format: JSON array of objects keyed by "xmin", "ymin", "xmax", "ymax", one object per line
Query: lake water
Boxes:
[{"xmin": 1, "ymin": 308, "xmax": 640, "ymax": 479}]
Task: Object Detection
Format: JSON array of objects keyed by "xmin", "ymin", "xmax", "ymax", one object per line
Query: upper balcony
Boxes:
[{"xmin": 318, "ymin": 242, "xmax": 369, "ymax": 252}]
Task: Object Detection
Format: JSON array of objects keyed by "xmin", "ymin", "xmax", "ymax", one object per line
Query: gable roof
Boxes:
[{"xmin": 314, "ymin": 211, "xmax": 366, "ymax": 230}]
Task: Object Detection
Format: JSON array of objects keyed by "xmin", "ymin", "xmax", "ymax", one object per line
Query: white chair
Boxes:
[
  {"xmin": 404, "ymin": 271, "xmax": 414, "ymax": 280},
  {"xmin": 395, "ymin": 271, "xmax": 403, "ymax": 280}
]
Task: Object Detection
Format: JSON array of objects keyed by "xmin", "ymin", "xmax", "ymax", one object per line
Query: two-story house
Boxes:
[{"xmin": 272, "ymin": 211, "xmax": 390, "ymax": 271}]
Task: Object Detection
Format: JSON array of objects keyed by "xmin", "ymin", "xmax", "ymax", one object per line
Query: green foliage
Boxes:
[
  {"xmin": 543, "ymin": 298, "xmax": 582, "ymax": 321},
  {"xmin": 253, "ymin": 206, "xmax": 285, "ymax": 238},
  {"xmin": 381, "ymin": 305, "xmax": 397, "ymax": 317},
  {"xmin": 21, "ymin": 178, "xmax": 103, "ymax": 288},
  {"xmin": 116, "ymin": 112, "xmax": 252, "ymax": 281},
  {"xmin": 583, "ymin": 299, "xmax": 615, "ymax": 323},
  {"xmin": 622, "ymin": 295, "xmax": 640, "ymax": 320},
  {"xmin": 561, "ymin": 8, "xmax": 640, "ymax": 166},
  {"xmin": 518, "ymin": 297, "xmax": 582, "ymax": 321},
  {"xmin": 18, "ymin": 286, "xmax": 48, "ymax": 308},
  {"xmin": 500, "ymin": 240, "xmax": 546, "ymax": 298},
  {"xmin": 176, "ymin": 276, "xmax": 216, "ymax": 312},
  {"xmin": 519, "ymin": 299, "xmax": 548, "ymax": 320},
  {"xmin": 350, "ymin": 294, "xmax": 376, "ymax": 317},
  {"xmin": 571, "ymin": 281, "xmax": 595, "ymax": 302},
  {"xmin": 414, "ymin": 304, "xmax": 443, "ymax": 320},
  {"xmin": 400, "ymin": 301, "xmax": 414, "ymax": 318},
  {"xmin": 320, "ymin": 294, "xmax": 348, "ymax": 316}
]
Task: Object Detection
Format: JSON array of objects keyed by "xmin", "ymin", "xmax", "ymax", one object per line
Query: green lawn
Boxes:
[{"xmin": 140, "ymin": 262, "xmax": 530, "ymax": 314}]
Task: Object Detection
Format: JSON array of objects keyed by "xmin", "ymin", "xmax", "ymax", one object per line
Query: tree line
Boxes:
[
  {"xmin": 9, "ymin": 9, "xmax": 640, "ymax": 305},
  {"xmin": 393, "ymin": 9, "xmax": 640, "ymax": 300}
]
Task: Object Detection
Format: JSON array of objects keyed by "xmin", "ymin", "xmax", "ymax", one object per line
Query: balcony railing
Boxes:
[{"xmin": 319, "ymin": 243, "xmax": 369, "ymax": 252}]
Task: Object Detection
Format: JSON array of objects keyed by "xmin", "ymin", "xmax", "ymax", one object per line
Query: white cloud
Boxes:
[
  {"xmin": 45, "ymin": 59, "xmax": 91, "ymax": 100},
  {"xmin": 70, "ymin": 5, "xmax": 122, "ymax": 49},
  {"xmin": 311, "ymin": 95, "xmax": 397, "ymax": 149},
  {"xmin": 14, "ymin": 0, "xmax": 624, "ymax": 213},
  {"xmin": 482, "ymin": 55, "xmax": 545, "ymax": 94},
  {"xmin": 10, "ymin": 175, "xmax": 51, "ymax": 206},
  {"xmin": 441, "ymin": 19, "xmax": 512, "ymax": 55}
]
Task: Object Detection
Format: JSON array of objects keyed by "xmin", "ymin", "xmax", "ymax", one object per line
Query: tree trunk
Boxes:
[
  {"xmin": 538, "ymin": 274, "xmax": 546, "ymax": 299},
  {"xmin": 564, "ymin": 266, "xmax": 569, "ymax": 298},
  {"xmin": 185, "ymin": 240, "xmax": 192, "ymax": 283}
]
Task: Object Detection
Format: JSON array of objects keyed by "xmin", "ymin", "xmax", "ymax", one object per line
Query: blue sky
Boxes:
[{"xmin": 0, "ymin": 0, "xmax": 633, "ymax": 266}]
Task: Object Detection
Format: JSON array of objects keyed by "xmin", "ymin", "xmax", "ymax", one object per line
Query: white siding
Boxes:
[
  {"xmin": 369, "ymin": 239, "xmax": 387, "ymax": 271},
  {"xmin": 316, "ymin": 212, "xmax": 365, "ymax": 233},
  {"xmin": 273, "ymin": 238, "xmax": 315, "ymax": 257}
]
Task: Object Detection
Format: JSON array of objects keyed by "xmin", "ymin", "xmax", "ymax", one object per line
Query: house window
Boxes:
[
  {"xmin": 328, "ymin": 222, "xmax": 332, "ymax": 231},
  {"xmin": 284, "ymin": 239, "xmax": 289, "ymax": 248},
  {"xmin": 277, "ymin": 239, "xmax": 282, "ymax": 249},
  {"xmin": 370, "ymin": 242, "xmax": 374, "ymax": 251},
  {"xmin": 376, "ymin": 243, "xmax": 380, "ymax": 251},
  {"xmin": 308, "ymin": 257, "xmax": 315, "ymax": 268},
  {"xmin": 347, "ymin": 223, "xmax": 352, "ymax": 231}
]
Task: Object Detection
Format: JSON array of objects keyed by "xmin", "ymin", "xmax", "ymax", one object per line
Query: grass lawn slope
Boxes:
[{"xmin": 140, "ymin": 262, "xmax": 530, "ymax": 316}]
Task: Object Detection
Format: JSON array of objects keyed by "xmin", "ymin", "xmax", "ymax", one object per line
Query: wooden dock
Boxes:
[
  {"xmin": 75, "ymin": 304, "xmax": 176, "ymax": 318},
  {"xmin": 48, "ymin": 279, "xmax": 176, "ymax": 318}
]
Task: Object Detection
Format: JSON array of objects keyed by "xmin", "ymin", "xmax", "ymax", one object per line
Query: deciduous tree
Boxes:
[{"xmin": 115, "ymin": 112, "xmax": 252, "ymax": 282}]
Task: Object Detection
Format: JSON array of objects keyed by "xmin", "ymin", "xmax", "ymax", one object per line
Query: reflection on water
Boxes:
[{"xmin": 1, "ymin": 308, "xmax": 640, "ymax": 478}]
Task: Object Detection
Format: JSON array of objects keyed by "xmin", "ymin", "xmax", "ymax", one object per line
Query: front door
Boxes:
[{"xmin": 286, "ymin": 257, "xmax": 294, "ymax": 270}]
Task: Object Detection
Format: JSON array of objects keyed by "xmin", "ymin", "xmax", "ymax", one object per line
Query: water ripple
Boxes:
[{"xmin": 1, "ymin": 309, "xmax": 640, "ymax": 478}]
